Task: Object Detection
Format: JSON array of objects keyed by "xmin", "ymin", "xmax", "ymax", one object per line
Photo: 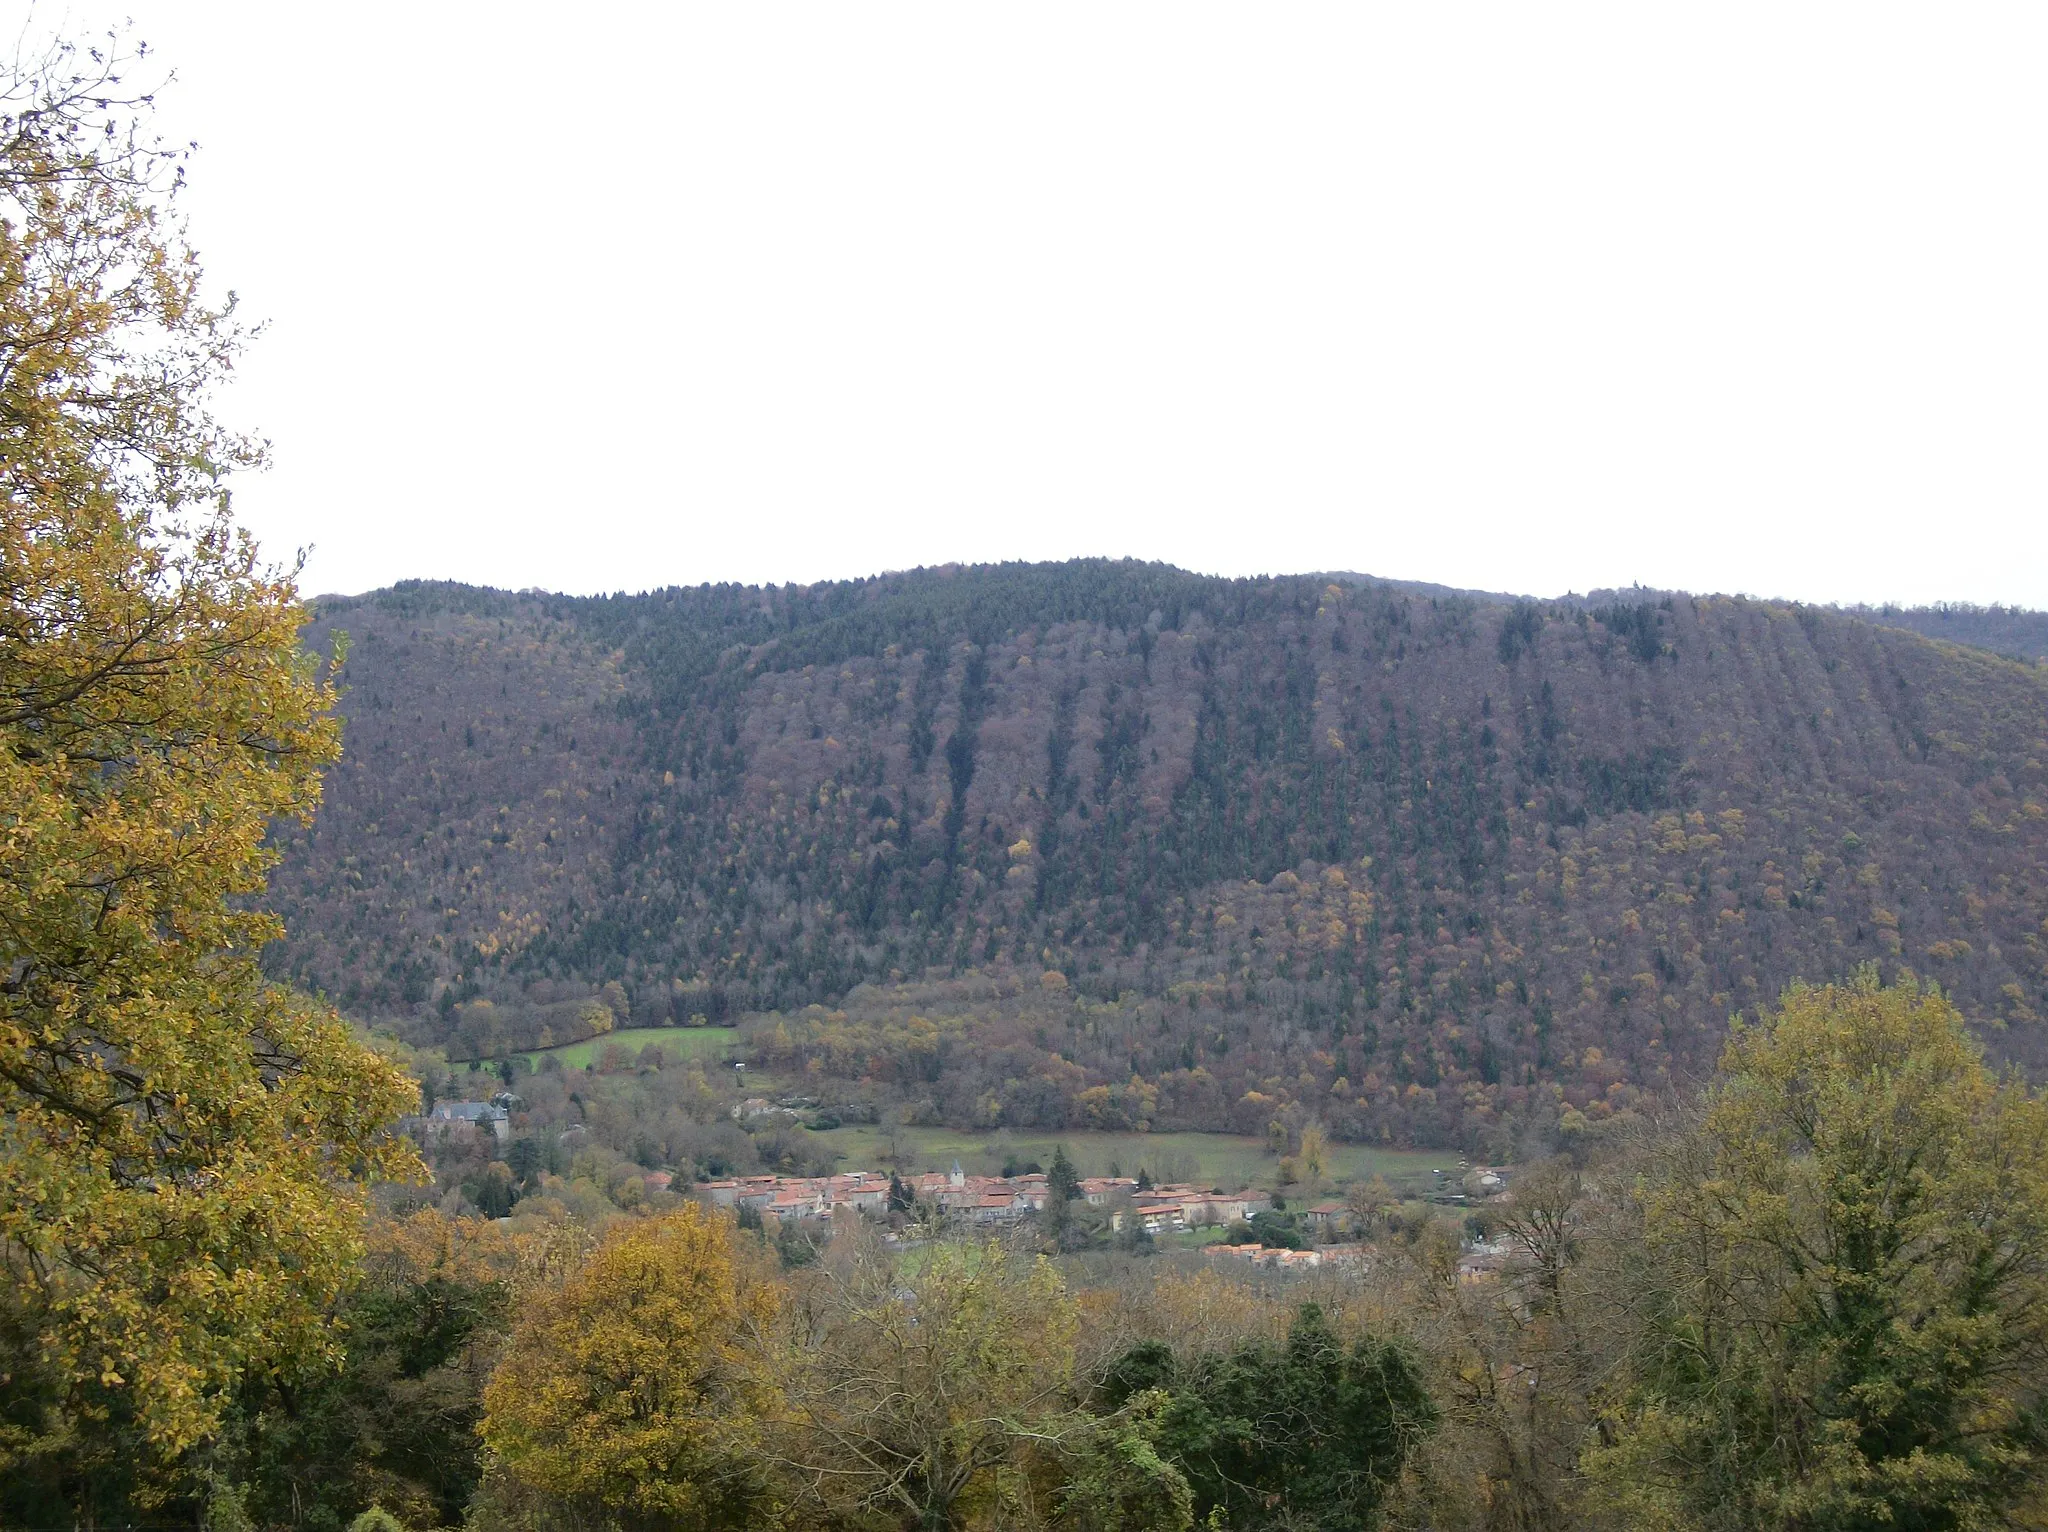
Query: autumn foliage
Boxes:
[
  {"xmin": 269, "ymin": 566, "xmax": 2048, "ymax": 1151},
  {"xmin": 479, "ymin": 1205, "xmax": 781, "ymax": 1529},
  {"xmin": 0, "ymin": 25, "xmax": 418, "ymax": 1471}
]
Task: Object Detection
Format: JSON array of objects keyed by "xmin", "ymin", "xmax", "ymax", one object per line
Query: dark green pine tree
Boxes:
[{"xmin": 1047, "ymin": 1144, "xmax": 1082, "ymax": 1203}]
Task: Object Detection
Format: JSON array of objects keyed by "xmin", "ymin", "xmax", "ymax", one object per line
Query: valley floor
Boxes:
[{"xmin": 796, "ymin": 1122, "xmax": 1444, "ymax": 1193}]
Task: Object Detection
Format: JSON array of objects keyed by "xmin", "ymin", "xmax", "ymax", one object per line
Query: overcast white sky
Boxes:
[{"xmin": 62, "ymin": 4, "xmax": 2048, "ymax": 606}]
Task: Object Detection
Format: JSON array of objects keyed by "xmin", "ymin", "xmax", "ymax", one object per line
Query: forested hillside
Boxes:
[
  {"xmin": 1850, "ymin": 601, "xmax": 2048, "ymax": 663},
  {"xmin": 266, "ymin": 562, "xmax": 2048, "ymax": 1148}
]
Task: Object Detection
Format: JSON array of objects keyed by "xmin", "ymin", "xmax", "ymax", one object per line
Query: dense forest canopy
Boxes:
[
  {"xmin": 265, "ymin": 561, "xmax": 2048, "ymax": 1151},
  {"xmin": 1842, "ymin": 600, "xmax": 2048, "ymax": 663}
]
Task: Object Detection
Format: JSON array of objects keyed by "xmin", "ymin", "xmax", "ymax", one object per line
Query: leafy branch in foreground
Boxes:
[{"xmin": 1, "ymin": 16, "xmax": 420, "ymax": 1484}]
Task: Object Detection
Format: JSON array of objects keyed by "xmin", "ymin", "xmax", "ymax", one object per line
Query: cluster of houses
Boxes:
[
  {"xmin": 1454, "ymin": 1234, "xmax": 1517, "ymax": 1284},
  {"xmin": 700, "ymin": 1162, "xmax": 1277, "ymax": 1232},
  {"xmin": 412, "ymin": 1101, "xmax": 1518, "ymax": 1282},
  {"xmin": 404, "ymin": 1096, "xmax": 516, "ymax": 1147}
]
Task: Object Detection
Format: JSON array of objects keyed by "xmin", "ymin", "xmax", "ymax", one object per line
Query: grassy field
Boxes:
[
  {"xmin": 512, "ymin": 1036, "xmax": 1452, "ymax": 1193},
  {"xmin": 796, "ymin": 1123, "xmax": 1448, "ymax": 1194},
  {"xmin": 517, "ymin": 1025, "xmax": 738, "ymax": 1070}
]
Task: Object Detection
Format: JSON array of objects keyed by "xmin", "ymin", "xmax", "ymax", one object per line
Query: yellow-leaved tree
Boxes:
[
  {"xmin": 1587, "ymin": 972, "xmax": 2048, "ymax": 1531},
  {"xmin": 477, "ymin": 1205, "xmax": 783, "ymax": 1530},
  {"xmin": 0, "ymin": 23, "xmax": 419, "ymax": 1477}
]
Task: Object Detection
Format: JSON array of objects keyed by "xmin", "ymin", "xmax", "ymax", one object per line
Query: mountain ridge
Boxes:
[
  {"xmin": 265, "ymin": 561, "xmax": 2048, "ymax": 1151},
  {"xmin": 317, "ymin": 569, "xmax": 2048, "ymax": 662}
]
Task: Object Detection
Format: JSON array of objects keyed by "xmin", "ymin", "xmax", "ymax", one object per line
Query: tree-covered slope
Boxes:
[
  {"xmin": 1850, "ymin": 602, "xmax": 2048, "ymax": 663},
  {"xmin": 266, "ymin": 562, "xmax": 2048, "ymax": 1147}
]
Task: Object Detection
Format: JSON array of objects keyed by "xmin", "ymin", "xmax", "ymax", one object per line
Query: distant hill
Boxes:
[
  {"xmin": 1319, "ymin": 578, "xmax": 2048, "ymax": 665},
  {"xmin": 1848, "ymin": 603, "xmax": 2048, "ymax": 664},
  {"xmin": 1310, "ymin": 571, "xmax": 1545, "ymax": 604},
  {"xmin": 266, "ymin": 561, "xmax": 2048, "ymax": 1152}
]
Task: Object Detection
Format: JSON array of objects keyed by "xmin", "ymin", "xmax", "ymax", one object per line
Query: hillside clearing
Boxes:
[{"xmin": 516, "ymin": 1025, "xmax": 738, "ymax": 1071}]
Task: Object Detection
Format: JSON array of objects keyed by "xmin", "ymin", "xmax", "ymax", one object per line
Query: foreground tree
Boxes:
[
  {"xmin": 479, "ymin": 1205, "xmax": 780, "ymax": 1531},
  {"xmin": 0, "ymin": 21, "xmax": 418, "ymax": 1502},
  {"xmin": 1588, "ymin": 973, "xmax": 2048, "ymax": 1531},
  {"xmin": 1056, "ymin": 1391, "xmax": 1193, "ymax": 1532},
  {"xmin": 1102, "ymin": 1303, "xmax": 1436, "ymax": 1531},
  {"xmin": 216, "ymin": 1211, "xmax": 552, "ymax": 1531},
  {"xmin": 769, "ymin": 1233, "xmax": 1082, "ymax": 1530},
  {"xmin": 1391, "ymin": 1157, "xmax": 1626, "ymax": 1532}
]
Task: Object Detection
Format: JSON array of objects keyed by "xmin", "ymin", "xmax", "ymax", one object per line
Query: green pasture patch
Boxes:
[{"xmin": 517, "ymin": 1025, "xmax": 737, "ymax": 1071}]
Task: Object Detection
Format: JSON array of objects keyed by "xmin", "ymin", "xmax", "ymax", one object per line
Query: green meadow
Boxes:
[{"xmin": 516, "ymin": 1025, "xmax": 738, "ymax": 1071}]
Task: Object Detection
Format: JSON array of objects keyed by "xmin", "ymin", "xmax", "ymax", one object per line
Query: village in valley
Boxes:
[{"xmin": 411, "ymin": 1092, "xmax": 1518, "ymax": 1278}]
